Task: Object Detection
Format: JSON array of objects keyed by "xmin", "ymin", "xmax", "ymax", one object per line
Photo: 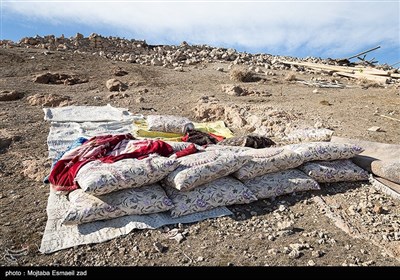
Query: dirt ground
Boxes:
[{"xmin": 0, "ymin": 47, "xmax": 399, "ymax": 267}]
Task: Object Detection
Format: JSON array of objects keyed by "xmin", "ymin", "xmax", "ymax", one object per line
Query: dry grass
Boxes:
[{"xmin": 229, "ymin": 67, "xmax": 261, "ymax": 83}]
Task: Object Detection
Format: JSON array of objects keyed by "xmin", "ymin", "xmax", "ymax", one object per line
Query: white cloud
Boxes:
[{"xmin": 3, "ymin": 0, "xmax": 399, "ymax": 59}]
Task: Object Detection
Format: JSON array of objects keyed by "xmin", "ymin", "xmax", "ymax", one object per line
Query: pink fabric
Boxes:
[{"xmin": 49, "ymin": 134, "xmax": 174, "ymax": 192}]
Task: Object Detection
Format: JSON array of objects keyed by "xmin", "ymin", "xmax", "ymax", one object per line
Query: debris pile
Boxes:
[
  {"xmin": 1, "ymin": 33, "xmax": 397, "ymax": 84},
  {"xmin": 280, "ymin": 60, "xmax": 400, "ymax": 85}
]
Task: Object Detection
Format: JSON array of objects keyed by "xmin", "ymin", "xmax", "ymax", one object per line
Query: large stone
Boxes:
[
  {"xmin": 75, "ymin": 33, "xmax": 84, "ymax": 40},
  {"xmin": 112, "ymin": 67, "xmax": 128, "ymax": 76},
  {"xmin": 151, "ymin": 58, "xmax": 163, "ymax": 66},
  {"xmin": 0, "ymin": 90, "xmax": 24, "ymax": 101},
  {"xmin": 34, "ymin": 73, "xmax": 87, "ymax": 85},
  {"xmin": 221, "ymin": 85, "xmax": 244, "ymax": 96},
  {"xmin": 27, "ymin": 93, "xmax": 71, "ymax": 107},
  {"xmin": 0, "ymin": 129, "xmax": 21, "ymax": 152},
  {"xmin": 34, "ymin": 73, "xmax": 52, "ymax": 84},
  {"xmin": 21, "ymin": 158, "xmax": 51, "ymax": 182},
  {"xmin": 106, "ymin": 79, "xmax": 127, "ymax": 92}
]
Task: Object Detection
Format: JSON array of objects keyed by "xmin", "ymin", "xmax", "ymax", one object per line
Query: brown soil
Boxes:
[{"xmin": 0, "ymin": 47, "xmax": 399, "ymax": 266}]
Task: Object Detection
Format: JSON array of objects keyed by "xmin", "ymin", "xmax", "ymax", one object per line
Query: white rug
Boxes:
[
  {"xmin": 40, "ymin": 188, "xmax": 231, "ymax": 254},
  {"xmin": 43, "ymin": 104, "xmax": 135, "ymax": 122}
]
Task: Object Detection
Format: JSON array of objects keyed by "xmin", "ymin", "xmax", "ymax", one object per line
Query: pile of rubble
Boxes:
[
  {"xmin": 0, "ymin": 33, "xmax": 295, "ymax": 69},
  {"xmin": 1, "ymin": 33, "xmax": 398, "ymax": 84},
  {"xmin": 193, "ymin": 96, "xmax": 300, "ymax": 139}
]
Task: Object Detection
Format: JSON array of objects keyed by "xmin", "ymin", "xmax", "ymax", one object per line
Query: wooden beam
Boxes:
[
  {"xmin": 380, "ymin": 114, "xmax": 400, "ymax": 122},
  {"xmin": 279, "ymin": 60, "xmax": 390, "ymax": 76},
  {"xmin": 335, "ymin": 71, "xmax": 389, "ymax": 84},
  {"xmin": 347, "ymin": 46, "xmax": 381, "ymax": 60}
]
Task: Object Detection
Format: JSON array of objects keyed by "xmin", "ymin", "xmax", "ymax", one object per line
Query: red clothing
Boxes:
[
  {"xmin": 175, "ymin": 143, "xmax": 198, "ymax": 158},
  {"xmin": 49, "ymin": 134, "xmax": 174, "ymax": 192}
]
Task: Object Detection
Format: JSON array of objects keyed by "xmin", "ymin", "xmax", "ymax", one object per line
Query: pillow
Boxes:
[
  {"xmin": 285, "ymin": 142, "xmax": 363, "ymax": 162},
  {"xmin": 232, "ymin": 147, "xmax": 304, "ymax": 180},
  {"xmin": 162, "ymin": 150, "xmax": 249, "ymax": 191},
  {"xmin": 282, "ymin": 128, "xmax": 334, "ymax": 144},
  {"xmin": 298, "ymin": 159, "xmax": 369, "ymax": 183},
  {"xmin": 164, "ymin": 176, "xmax": 257, "ymax": 217},
  {"xmin": 76, "ymin": 154, "xmax": 179, "ymax": 195},
  {"xmin": 62, "ymin": 183, "xmax": 173, "ymax": 225},
  {"xmin": 147, "ymin": 115, "xmax": 194, "ymax": 134},
  {"xmin": 165, "ymin": 141, "xmax": 204, "ymax": 153},
  {"xmin": 205, "ymin": 144, "xmax": 251, "ymax": 153},
  {"xmin": 371, "ymin": 159, "xmax": 400, "ymax": 184},
  {"xmin": 242, "ymin": 169, "xmax": 320, "ymax": 199}
]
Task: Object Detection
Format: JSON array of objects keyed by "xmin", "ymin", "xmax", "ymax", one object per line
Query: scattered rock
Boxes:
[
  {"xmin": 278, "ymin": 204, "xmax": 287, "ymax": 212},
  {"xmin": 278, "ymin": 230, "xmax": 294, "ymax": 237},
  {"xmin": 367, "ymin": 126, "xmax": 382, "ymax": 132},
  {"xmin": 135, "ymin": 97, "xmax": 145, "ymax": 103},
  {"xmin": 108, "ymin": 92, "xmax": 130, "ymax": 99},
  {"xmin": 282, "ymin": 247, "xmax": 291, "ymax": 254},
  {"xmin": 106, "ymin": 78, "xmax": 128, "ymax": 92},
  {"xmin": 285, "ymin": 74, "xmax": 297, "ymax": 81},
  {"xmin": 320, "ymin": 100, "xmax": 332, "ymax": 106},
  {"xmin": 27, "ymin": 93, "xmax": 71, "ymax": 107},
  {"xmin": 196, "ymin": 256, "xmax": 204, "ymax": 262},
  {"xmin": 138, "ymin": 88, "xmax": 149, "ymax": 94},
  {"xmin": 311, "ymin": 250, "xmax": 324, "ymax": 258},
  {"xmin": 277, "ymin": 220, "xmax": 294, "ymax": 231},
  {"xmin": 221, "ymin": 85, "xmax": 244, "ymax": 96},
  {"xmin": 314, "ymin": 121, "xmax": 324, "ymax": 129},
  {"xmin": 267, "ymin": 248, "xmax": 278, "ymax": 255},
  {"xmin": 373, "ymin": 204, "xmax": 384, "ymax": 214},
  {"xmin": 216, "ymin": 67, "xmax": 224, "ymax": 72},
  {"xmin": 307, "ymin": 260, "xmax": 316, "ymax": 266},
  {"xmin": 317, "ymin": 239, "xmax": 325, "ymax": 244},
  {"xmin": 0, "ymin": 129, "xmax": 21, "ymax": 152},
  {"xmin": 363, "ymin": 260, "xmax": 375, "ymax": 266},
  {"xmin": 0, "ymin": 90, "xmax": 24, "ymax": 101},
  {"xmin": 267, "ymin": 235, "xmax": 276, "ymax": 241},
  {"xmin": 34, "ymin": 72, "xmax": 88, "ymax": 85},
  {"xmin": 113, "ymin": 67, "xmax": 128, "ymax": 76},
  {"xmin": 289, "ymin": 243, "xmax": 309, "ymax": 251},
  {"xmin": 288, "ymin": 249, "xmax": 301, "ymax": 259},
  {"xmin": 21, "ymin": 158, "xmax": 51, "ymax": 182},
  {"xmin": 254, "ymin": 67, "xmax": 263, "ymax": 74},
  {"xmin": 151, "ymin": 58, "xmax": 163, "ymax": 66},
  {"xmin": 153, "ymin": 242, "xmax": 168, "ymax": 253},
  {"xmin": 313, "ymin": 89, "xmax": 319, "ymax": 94},
  {"xmin": 348, "ymin": 205, "xmax": 359, "ymax": 215},
  {"xmin": 171, "ymin": 233, "xmax": 185, "ymax": 243}
]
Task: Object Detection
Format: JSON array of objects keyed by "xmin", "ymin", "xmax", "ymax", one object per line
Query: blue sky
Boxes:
[{"xmin": 1, "ymin": 0, "xmax": 399, "ymax": 65}]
